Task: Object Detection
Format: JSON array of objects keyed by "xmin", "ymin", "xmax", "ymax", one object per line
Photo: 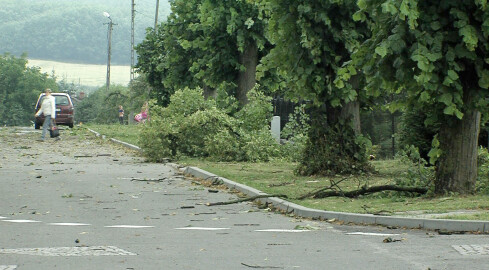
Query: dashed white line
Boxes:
[
  {"xmin": 175, "ymin": 227, "xmax": 230, "ymax": 231},
  {"xmin": 254, "ymin": 229, "xmax": 310, "ymax": 233},
  {"xmin": 104, "ymin": 225, "xmax": 154, "ymax": 228},
  {"xmin": 0, "ymin": 265, "xmax": 17, "ymax": 270},
  {"xmin": 453, "ymin": 245, "xmax": 489, "ymax": 255},
  {"xmin": 49, "ymin": 223, "xmax": 91, "ymax": 226},
  {"xmin": 0, "ymin": 246, "xmax": 136, "ymax": 256},
  {"xmin": 346, "ymin": 232, "xmax": 400, "ymax": 236},
  {"xmin": 2, "ymin": 220, "xmax": 41, "ymax": 223}
]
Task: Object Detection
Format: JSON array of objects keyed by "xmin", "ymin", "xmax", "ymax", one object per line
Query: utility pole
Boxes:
[
  {"xmin": 154, "ymin": 0, "xmax": 160, "ymax": 31},
  {"xmin": 131, "ymin": 0, "xmax": 136, "ymax": 81},
  {"xmin": 104, "ymin": 12, "xmax": 116, "ymax": 91}
]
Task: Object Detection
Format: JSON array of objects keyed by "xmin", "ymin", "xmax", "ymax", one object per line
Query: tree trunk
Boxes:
[
  {"xmin": 340, "ymin": 101, "xmax": 361, "ymax": 135},
  {"xmin": 237, "ymin": 42, "xmax": 258, "ymax": 107},
  {"xmin": 435, "ymin": 103, "xmax": 480, "ymax": 195}
]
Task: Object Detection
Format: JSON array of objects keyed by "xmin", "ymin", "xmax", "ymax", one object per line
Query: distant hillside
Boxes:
[{"xmin": 0, "ymin": 0, "xmax": 170, "ymax": 65}]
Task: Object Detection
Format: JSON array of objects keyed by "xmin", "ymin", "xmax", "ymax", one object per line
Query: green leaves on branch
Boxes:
[{"xmin": 139, "ymin": 87, "xmax": 283, "ymax": 162}]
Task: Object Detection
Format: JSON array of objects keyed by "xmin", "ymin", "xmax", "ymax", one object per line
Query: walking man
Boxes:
[{"xmin": 35, "ymin": 88, "xmax": 57, "ymax": 141}]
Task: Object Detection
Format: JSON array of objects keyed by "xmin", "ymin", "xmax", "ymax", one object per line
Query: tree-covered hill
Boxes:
[{"xmin": 0, "ymin": 0, "xmax": 170, "ymax": 65}]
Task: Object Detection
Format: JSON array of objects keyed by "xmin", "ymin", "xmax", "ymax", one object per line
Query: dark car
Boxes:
[{"xmin": 34, "ymin": 93, "xmax": 75, "ymax": 129}]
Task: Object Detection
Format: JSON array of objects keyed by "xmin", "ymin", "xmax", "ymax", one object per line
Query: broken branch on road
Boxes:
[
  {"xmin": 241, "ymin": 263, "xmax": 284, "ymax": 269},
  {"xmin": 130, "ymin": 177, "xmax": 168, "ymax": 182}
]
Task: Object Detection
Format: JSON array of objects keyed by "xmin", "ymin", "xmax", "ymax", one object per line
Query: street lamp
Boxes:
[{"xmin": 104, "ymin": 12, "xmax": 114, "ymax": 91}]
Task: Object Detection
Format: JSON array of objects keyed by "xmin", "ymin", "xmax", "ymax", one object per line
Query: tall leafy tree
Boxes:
[
  {"xmin": 136, "ymin": 1, "xmax": 202, "ymax": 106},
  {"xmin": 256, "ymin": 0, "xmax": 371, "ymax": 175},
  {"xmin": 354, "ymin": 0, "xmax": 489, "ymax": 194},
  {"xmin": 136, "ymin": 0, "xmax": 268, "ymax": 107},
  {"xmin": 0, "ymin": 53, "xmax": 57, "ymax": 126}
]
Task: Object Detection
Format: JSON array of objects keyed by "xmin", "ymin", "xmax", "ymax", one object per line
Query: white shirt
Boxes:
[{"xmin": 36, "ymin": 95, "xmax": 56, "ymax": 119}]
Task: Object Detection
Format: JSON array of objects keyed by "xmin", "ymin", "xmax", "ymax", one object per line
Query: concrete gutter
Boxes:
[{"xmin": 86, "ymin": 128, "xmax": 489, "ymax": 233}]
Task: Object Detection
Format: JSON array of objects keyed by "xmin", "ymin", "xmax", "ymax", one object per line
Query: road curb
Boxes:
[
  {"xmin": 179, "ymin": 166, "xmax": 489, "ymax": 233},
  {"xmin": 86, "ymin": 128, "xmax": 489, "ymax": 233}
]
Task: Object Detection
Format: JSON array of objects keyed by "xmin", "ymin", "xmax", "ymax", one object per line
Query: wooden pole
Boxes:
[{"xmin": 154, "ymin": 0, "xmax": 160, "ymax": 31}]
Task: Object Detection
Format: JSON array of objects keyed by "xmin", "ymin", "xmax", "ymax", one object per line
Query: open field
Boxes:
[
  {"xmin": 27, "ymin": 59, "xmax": 131, "ymax": 87},
  {"xmin": 85, "ymin": 124, "xmax": 489, "ymax": 221}
]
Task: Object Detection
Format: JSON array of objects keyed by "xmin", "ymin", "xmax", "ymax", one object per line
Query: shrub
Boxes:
[
  {"xmin": 393, "ymin": 145, "xmax": 435, "ymax": 196},
  {"xmin": 280, "ymin": 104, "xmax": 310, "ymax": 161},
  {"xmin": 139, "ymin": 86, "xmax": 279, "ymax": 162},
  {"xmin": 240, "ymin": 128, "xmax": 280, "ymax": 162},
  {"xmin": 397, "ymin": 108, "xmax": 439, "ymax": 161},
  {"xmin": 476, "ymin": 147, "xmax": 489, "ymax": 194},
  {"xmin": 235, "ymin": 87, "xmax": 273, "ymax": 131}
]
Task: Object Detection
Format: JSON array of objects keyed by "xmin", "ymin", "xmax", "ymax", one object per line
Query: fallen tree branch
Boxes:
[
  {"xmin": 206, "ymin": 194, "xmax": 287, "ymax": 206},
  {"xmin": 241, "ymin": 263, "xmax": 284, "ymax": 269},
  {"xmin": 297, "ymin": 177, "xmax": 349, "ymax": 200},
  {"xmin": 130, "ymin": 177, "xmax": 168, "ymax": 182},
  {"xmin": 302, "ymin": 185, "xmax": 428, "ymax": 199}
]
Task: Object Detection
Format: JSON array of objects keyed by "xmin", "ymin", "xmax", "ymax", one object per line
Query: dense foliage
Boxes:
[
  {"xmin": 135, "ymin": 0, "xmax": 270, "ymax": 107},
  {"xmin": 254, "ymin": 0, "xmax": 372, "ymax": 175},
  {"xmin": 352, "ymin": 0, "xmax": 489, "ymax": 194},
  {"xmin": 75, "ymin": 76, "xmax": 151, "ymax": 124},
  {"xmin": 0, "ymin": 0, "xmax": 170, "ymax": 65},
  {"xmin": 139, "ymin": 87, "xmax": 281, "ymax": 162},
  {"xmin": 0, "ymin": 53, "xmax": 57, "ymax": 126}
]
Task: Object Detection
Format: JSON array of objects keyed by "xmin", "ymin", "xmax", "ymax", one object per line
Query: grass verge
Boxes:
[
  {"xmin": 85, "ymin": 124, "xmax": 489, "ymax": 221},
  {"xmin": 84, "ymin": 123, "xmax": 141, "ymax": 146}
]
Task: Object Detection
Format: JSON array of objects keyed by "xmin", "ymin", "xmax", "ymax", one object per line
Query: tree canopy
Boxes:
[
  {"xmin": 353, "ymin": 0, "xmax": 489, "ymax": 194},
  {"xmin": 136, "ymin": 0, "xmax": 269, "ymax": 106},
  {"xmin": 0, "ymin": 53, "xmax": 57, "ymax": 126}
]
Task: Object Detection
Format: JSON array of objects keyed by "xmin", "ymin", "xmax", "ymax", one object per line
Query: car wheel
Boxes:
[{"xmin": 69, "ymin": 123, "xmax": 74, "ymax": 128}]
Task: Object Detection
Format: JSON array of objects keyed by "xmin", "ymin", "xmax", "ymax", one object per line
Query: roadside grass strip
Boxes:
[{"xmin": 0, "ymin": 246, "xmax": 136, "ymax": 256}]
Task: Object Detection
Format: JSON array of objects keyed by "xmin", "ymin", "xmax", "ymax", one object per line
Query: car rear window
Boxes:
[{"xmin": 55, "ymin": 96, "xmax": 70, "ymax": 105}]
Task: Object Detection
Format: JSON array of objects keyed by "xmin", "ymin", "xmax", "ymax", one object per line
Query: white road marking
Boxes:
[
  {"xmin": 2, "ymin": 220, "xmax": 41, "ymax": 223},
  {"xmin": 453, "ymin": 245, "xmax": 489, "ymax": 255},
  {"xmin": 0, "ymin": 216, "xmax": 7, "ymax": 219},
  {"xmin": 0, "ymin": 266, "xmax": 17, "ymax": 270},
  {"xmin": 255, "ymin": 229, "xmax": 310, "ymax": 233},
  {"xmin": 346, "ymin": 232, "xmax": 400, "ymax": 236},
  {"xmin": 104, "ymin": 225, "xmax": 154, "ymax": 228},
  {"xmin": 175, "ymin": 227, "xmax": 230, "ymax": 231},
  {"xmin": 0, "ymin": 246, "xmax": 136, "ymax": 256},
  {"xmin": 49, "ymin": 223, "xmax": 91, "ymax": 226}
]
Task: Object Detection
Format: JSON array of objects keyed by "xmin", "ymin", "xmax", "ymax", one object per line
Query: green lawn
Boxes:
[
  {"xmin": 84, "ymin": 123, "xmax": 142, "ymax": 146},
  {"xmin": 84, "ymin": 124, "xmax": 489, "ymax": 220}
]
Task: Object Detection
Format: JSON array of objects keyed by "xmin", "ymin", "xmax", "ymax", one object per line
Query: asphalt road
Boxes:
[{"xmin": 1, "ymin": 127, "xmax": 489, "ymax": 270}]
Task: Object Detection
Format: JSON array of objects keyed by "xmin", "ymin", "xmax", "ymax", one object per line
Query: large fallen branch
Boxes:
[
  {"xmin": 299, "ymin": 185, "xmax": 428, "ymax": 199},
  {"xmin": 206, "ymin": 194, "xmax": 288, "ymax": 206}
]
